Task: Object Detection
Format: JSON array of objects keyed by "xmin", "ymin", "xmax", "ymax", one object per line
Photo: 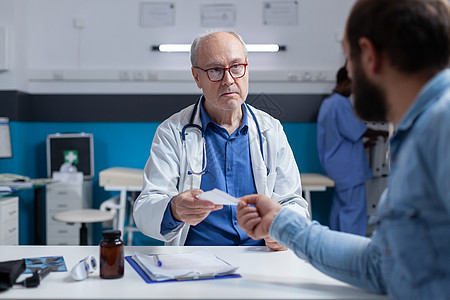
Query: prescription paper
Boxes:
[
  {"xmin": 196, "ymin": 188, "xmax": 240, "ymax": 205},
  {"xmin": 132, "ymin": 250, "xmax": 238, "ymax": 281}
]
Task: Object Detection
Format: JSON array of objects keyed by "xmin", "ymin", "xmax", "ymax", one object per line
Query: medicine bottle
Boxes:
[{"xmin": 99, "ymin": 230, "xmax": 124, "ymax": 279}]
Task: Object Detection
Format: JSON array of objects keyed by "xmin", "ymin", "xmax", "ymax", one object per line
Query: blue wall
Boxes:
[{"xmin": 0, "ymin": 121, "xmax": 332, "ymax": 245}]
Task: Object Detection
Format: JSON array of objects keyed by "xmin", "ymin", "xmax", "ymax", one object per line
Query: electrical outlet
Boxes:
[
  {"xmin": 119, "ymin": 71, "xmax": 130, "ymax": 81},
  {"xmin": 146, "ymin": 71, "xmax": 157, "ymax": 81},
  {"xmin": 302, "ymin": 71, "xmax": 312, "ymax": 81},
  {"xmin": 73, "ymin": 18, "xmax": 87, "ymax": 29},
  {"xmin": 53, "ymin": 70, "xmax": 64, "ymax": 80},
  {"xmin": 315, "ymin": 72, "xmax": 327, "ymax": 81},
  {"xmin": 132, "ymin": 71, "xmax": 145, "ymax": 81},
  {"xmin": 287, "ymin": 72, "xmax": 300, "ymax": 81}
]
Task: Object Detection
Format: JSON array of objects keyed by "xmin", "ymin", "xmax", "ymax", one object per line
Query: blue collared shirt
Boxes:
[{"xmin": 161, "ymin": 101, "xmax": 262, "ymax": 246}]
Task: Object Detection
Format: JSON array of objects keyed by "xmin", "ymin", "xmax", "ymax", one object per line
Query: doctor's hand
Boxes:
[
  {"xmin": 236, "ymin": 194, "xmax": 283, "ymax": 240},
  {"xmin": 264, "ymin": 237, "xmax": 287, "ymax": 251},
  {"xmin": 170, "ymin": 189, "xmax": 223, "ymax": 226}
]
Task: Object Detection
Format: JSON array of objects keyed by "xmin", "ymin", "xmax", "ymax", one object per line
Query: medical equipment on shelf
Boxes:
[{"xmin": 99, "ymin": 167, "xmax": 143, "ymax": 187}]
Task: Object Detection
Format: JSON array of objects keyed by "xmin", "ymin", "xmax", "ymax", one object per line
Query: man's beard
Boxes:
[{"xmin": 352, "ymin": 62, "xmax": 388, "ymax": 122}]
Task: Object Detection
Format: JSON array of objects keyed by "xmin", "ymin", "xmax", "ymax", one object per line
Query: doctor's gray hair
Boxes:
[{"xmin": 190, "ymin": 31, "xmax": 248, "ymax": 67}]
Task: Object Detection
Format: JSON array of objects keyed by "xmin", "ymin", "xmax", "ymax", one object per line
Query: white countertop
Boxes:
[{"xmin": 0, "ymin": 245, "xmax": 387, "ymax": 300}]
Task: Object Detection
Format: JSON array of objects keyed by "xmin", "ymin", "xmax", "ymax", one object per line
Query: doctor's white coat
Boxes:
[{"xmin": 133, "ymin": 101, "xmax": 309, "ymax": 245}]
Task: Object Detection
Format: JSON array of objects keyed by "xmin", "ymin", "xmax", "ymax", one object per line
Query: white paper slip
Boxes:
[
  {"xmin": 0, "ymin": 186, "xmax": 12, "ymax": 193},
  {"xmin": 0, "ymin": 181, "xmax": 32, "ymax": 189},
  {"xmin": 196, "ymin": 188, "xmax": 240, "ymax": 205},
  {"xmin": 132, "ymin": 250, "xmax": 238, "ymax": 282}
]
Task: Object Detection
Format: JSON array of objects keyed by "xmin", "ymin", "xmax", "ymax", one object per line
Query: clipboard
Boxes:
[{"xmin": 125, "ymin": 256, "xmax": 241, "ymax": 283}]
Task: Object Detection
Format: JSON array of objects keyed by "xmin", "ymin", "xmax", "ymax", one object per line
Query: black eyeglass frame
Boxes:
[{"xmin": 194, "ymin": 63, "xmax": 248, "ymax": 82}]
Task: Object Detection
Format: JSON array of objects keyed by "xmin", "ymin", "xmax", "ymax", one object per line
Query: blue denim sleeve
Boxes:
[
  {"xmin": 160, "ymin": 198, "xmax": 183, "ymax": 235},
  {"xmin": 270, "ymin": 207, "xmax": 386, "ymax": 294}
]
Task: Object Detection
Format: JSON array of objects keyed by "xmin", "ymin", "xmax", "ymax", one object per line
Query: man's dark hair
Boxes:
[
  {"xmin": 336, "ymin": 67, "xmax": 350, "ymax": 85},
  {"xmin": 346, "ymin": 0, "xmax": 450, "ymax": 73}
]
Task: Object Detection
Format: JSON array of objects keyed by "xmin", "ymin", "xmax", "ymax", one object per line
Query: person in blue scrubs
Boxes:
[{"xmin": 317, "ymin": 67, "xmax": 386, "ymax": 236}]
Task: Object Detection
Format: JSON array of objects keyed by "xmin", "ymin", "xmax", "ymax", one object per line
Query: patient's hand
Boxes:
[{"xmin": 236, "ymin": 194, "xmax": 282, "ymax": 240}]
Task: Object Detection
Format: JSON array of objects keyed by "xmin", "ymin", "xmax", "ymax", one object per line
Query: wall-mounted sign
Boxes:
[
  {"xmin": 201, "ymin": 4, "xmax": 236, "ymax": 28},
  {"xmin": 264, "ymin": 1, "xmax": 298, "ymax": 26},
  {"xmin": 140, "ymin": 2, "xmax": 175, "ymax": 27}
]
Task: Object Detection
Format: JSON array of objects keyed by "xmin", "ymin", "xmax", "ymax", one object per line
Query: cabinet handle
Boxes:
[
  {"xmin": 57, "ymin": 204, "xmax": 68, "ymax": 208},
  {"xmin": 8, "ymin": 210, "xmax": 17, "ymax": 216},
  {"xmin": 8, "ymin": 227, "xmax": 17, "ymax": 233},
  {"xmin": 57, "ymin": 191, "xmax": 68, "ymax": 195},
  {"xmin": 58, "ymin": 230, "xmax": 69, "ymax": 234}
]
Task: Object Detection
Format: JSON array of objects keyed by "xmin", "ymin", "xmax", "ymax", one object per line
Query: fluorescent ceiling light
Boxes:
[
  {"xmin": 246, "ymin": 44, "xmax": 280, "ymax": 52},
  {"xmin": 158, "ymin": 44, "xmax": 191, "ymax": 52},
  {"xmin": 153, "ymin": 44, "xmax": 285, "ymax": 53}
]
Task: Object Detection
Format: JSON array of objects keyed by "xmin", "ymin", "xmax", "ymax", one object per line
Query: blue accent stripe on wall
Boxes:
[{"xmin": 0, "ymin": 91, "xmax": 326, "ymax": 123}]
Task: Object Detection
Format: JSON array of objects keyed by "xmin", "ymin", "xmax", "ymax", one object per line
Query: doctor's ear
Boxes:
[{"xmin": 191, "ymin": 67, "xmax": 203, "ymax": 89}]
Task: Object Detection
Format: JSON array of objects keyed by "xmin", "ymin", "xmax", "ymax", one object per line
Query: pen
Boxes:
[{"xmin": 153, "ymin": 254, "xmax": 162, "ymax": 267}]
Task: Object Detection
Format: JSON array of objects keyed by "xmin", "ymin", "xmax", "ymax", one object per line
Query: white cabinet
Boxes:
[
  {"xmin": 46, "ymin": 181, "xmax": 92, "ymax": 245},
  {"xmin": 0, "ymin": 196, "xmax": 19, "ymax": 245}
]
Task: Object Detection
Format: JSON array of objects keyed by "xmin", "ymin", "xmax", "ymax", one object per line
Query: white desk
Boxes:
[
  {"xmin": 0, "ymin": 245, "xmax": 387, "ymax": 300},
  {"xmin": 301, "ymin": 173, "xmax": 335, "ymax": 218}
]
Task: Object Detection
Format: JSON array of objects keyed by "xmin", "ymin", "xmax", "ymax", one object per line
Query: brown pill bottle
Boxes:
[{"xmin": 99, "ymin": 230, "xmax": 124, "ymax": 279}]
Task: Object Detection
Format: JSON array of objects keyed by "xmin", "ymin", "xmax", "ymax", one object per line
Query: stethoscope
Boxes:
[{"xmin": 181, "ymin": 97, "xmax": 269, "ymax": 179}]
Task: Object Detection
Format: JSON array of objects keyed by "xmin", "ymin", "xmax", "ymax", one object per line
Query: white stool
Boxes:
[{"xmin": 52, "ymin": 209, "xmax": 115, "ymax": 245}]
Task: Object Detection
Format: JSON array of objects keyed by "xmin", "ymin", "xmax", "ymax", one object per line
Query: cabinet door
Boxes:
[
  {"xmin": 0, "ymin": 197, "xmax": 19, "ymax": 222},
  {"xmin": 45, "ymin": 182, "xmax": 93, "ymax": 245},
  {"xmin": 1, "ymin": 219, "xmax": 19, "ymax": 244},
  {"xmin": 46, "ymin": 185, "xmax": 83, "ymax": 211},
  {"xmin": 46, "ymin": 220, "xmax": 79, "ymax": 245},
  {"xmin": 0, "ymin": 197, "xmax": 19, "ymax": 245}
]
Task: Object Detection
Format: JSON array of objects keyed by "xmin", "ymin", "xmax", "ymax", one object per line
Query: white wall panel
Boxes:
[{"xmin": 2, "ymin": 0, "xmax": 357, "ymax": 93}]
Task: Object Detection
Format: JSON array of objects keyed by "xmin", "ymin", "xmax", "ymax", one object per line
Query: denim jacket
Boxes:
[{"xmin": 271, "ymin": 69, "xmax": 450, "ymax": 299}]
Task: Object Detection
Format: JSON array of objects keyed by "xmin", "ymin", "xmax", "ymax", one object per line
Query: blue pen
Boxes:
[{"xmin": 153, "ymin": 254, "xmax": 162, "ymax": 267}]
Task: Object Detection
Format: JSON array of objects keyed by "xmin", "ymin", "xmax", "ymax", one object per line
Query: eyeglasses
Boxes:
[{"xmin": 194, "ymin": 63, "xmax": 248, "ymax": 82}]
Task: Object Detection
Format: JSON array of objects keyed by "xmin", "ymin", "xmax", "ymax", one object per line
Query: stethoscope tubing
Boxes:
[{"xmin": 181, "ymin": 97, "xmax": 268, "ymax": 176}]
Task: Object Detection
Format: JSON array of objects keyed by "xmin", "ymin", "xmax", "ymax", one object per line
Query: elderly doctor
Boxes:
[{"xmin": 133, "ymin": 31, "xmax": 308, "ymax": 250}]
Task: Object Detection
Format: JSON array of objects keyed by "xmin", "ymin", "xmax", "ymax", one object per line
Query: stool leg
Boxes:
[{"xmin": 80, "ymin": 223, "xmax": 88, "ymax": 245}]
